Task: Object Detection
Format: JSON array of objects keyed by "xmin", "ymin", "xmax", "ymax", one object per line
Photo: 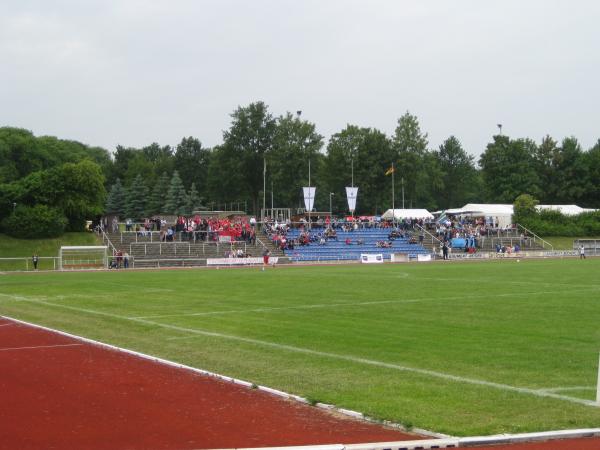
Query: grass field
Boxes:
[
  {"xmin": 1, "ymin": 258, "xmax": 600, "ymax": 436},
  {"xmin": 0, "ymin": 232, "xmax": 101, "ymax": 271}
]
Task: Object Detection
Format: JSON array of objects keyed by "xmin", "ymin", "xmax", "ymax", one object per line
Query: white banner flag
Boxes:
[
  {"xmin": 303, "ymin": 187, "xmax": 316, "ymax": 212},
  {"xmin": 346, "ymin": 187, "xmax": 358, "ymax": 212}
]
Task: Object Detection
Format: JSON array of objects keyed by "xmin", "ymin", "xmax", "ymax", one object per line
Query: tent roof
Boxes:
[
  {"xmin": 381, "ymin": 209, "xmax": 434, "ymax": 220},
  {"xmin": 537, "ymin": 204, "xmax": 590, "ymax": 216},
  {"xmin": 446, "ymin": 204, "xmax": 513, "ymax": 216}
]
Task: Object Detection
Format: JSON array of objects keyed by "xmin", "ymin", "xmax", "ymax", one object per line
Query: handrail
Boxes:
[
  {"xmin": 516, "ymin": 223, "xmax": 553, "ymax": 250},
  {"xmin": 413, "ymin": 223, "xmax": 443, "ymax": 249},
  {"xmin": 100, "ymin": 227, "xmax": 119, "ymax": 255}
]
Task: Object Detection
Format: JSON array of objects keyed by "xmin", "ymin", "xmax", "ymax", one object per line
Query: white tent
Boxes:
[
  {"xmin": 537, "ymin": 204, "xmax": 596, "ymax": 216},
  {"xmin": 381, "ymin": 209, "xmax": 434, "ymax": 220},
  {"xmin": 444, "ymin": 204, "xmax": 514, "ymax": 227}
]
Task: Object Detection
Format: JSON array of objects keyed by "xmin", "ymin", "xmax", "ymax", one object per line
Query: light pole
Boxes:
[
  {"xmin": 497, "ymin": 123, "xmax": 503, "ymax": 135},
  {"xmin": 12, "ymin": 202, "xmax": 16, "ymax": 213},
  {"xmin": 329, "ymin": 192, "xmax": 334, "ymax": 217}
]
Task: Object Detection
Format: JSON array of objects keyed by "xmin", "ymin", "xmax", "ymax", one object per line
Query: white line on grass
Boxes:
[
  {"xmin": 0, "ymin": 343, "xmax": 82, "ymax": 352},
  {"xmin": 3, "ymin": 295, "xmax": 598, "ymax": 407},
  {"xmin": 538, "ymin": 386, "xmax": 596, "ymax": 393},
  {"xmin": 130, "ymin": 287, "xmax": 600, "ymax": 320},
  {"xmin": 416, "ymin": 276, "xmax": 600, "ymax": 289}
]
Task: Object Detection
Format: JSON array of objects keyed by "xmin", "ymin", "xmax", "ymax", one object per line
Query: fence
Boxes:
[
  {"xmin": 574, "ymin": 239, "xmax": 600, "ymax": 256},
  {"xmin": 0, "ymin": 257, "xmax": 59, "ymax": 272}
]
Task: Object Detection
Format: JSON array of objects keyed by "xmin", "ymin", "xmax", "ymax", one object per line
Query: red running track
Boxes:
[{"xmin": 1, "ymin": 316, "xmax": 599, "ymax": 450}]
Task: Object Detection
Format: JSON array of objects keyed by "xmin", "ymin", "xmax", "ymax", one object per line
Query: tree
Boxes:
[
  {"xmin": 125, "ymin": 174, "xmax": 147, "ymax": 219},
  {"xmin": 146, "ymin": 172, "xmax": 170, "ymax": 216},
  {"xmin": 106, "ymin": 178, "xmax": 127, "ymax": 216},
  {"xmin": 270, "ymin": 112, "xmax": 324, "ymax": 210},
  {"xmin": 324, "ymin": 125, "xmax": 394, "ymax": 215},
  {"xmin": 551, "ymin": 137, "xmax": 588, "ymax": 204},
  {"xmin": 479, "ymin": 135, "xmax": 541, "ymax": 203},
  {"xmin": 513, "ymin": 193, "xmax": 539, "ymax": 225},
  {"xmin": 174, "ymin": 137, "xmax": 210, "ymax": 193},
  {"xmin": 163, "ymin": 171, "xmax": 187, "ymax": 215},
  {"xmin": 392, "ymin": 112, "xmax": 430, "ymax": 208},
  {"xmin": 220, "ymin": 102, "xmax": 277, "ymax": 214},
  {"xmin": 433, "ymin": 136, "xmax": 478, "ymax": 209},
  {"xmin": 185, "ymin": 182, "xmax": 203, "ymax": 215},
  {"xmin": 582, "ymin": 139, "xmax": 600, "ymax": 207}
]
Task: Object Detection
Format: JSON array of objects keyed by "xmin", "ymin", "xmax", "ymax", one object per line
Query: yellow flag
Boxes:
[{"xmin": 385, "ymin": 166, "xmax": 395, "ymax": 176}]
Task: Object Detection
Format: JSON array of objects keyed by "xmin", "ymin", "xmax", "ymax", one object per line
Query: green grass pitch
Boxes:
[{"xmin": 1, "ymin": 258, "xmax": 600, "ymax": 436}]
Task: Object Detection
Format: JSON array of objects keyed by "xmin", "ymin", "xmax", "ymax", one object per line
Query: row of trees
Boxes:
[{"xmin": 1, "ymin": 102, "xmax": 600, "ymax": 234}]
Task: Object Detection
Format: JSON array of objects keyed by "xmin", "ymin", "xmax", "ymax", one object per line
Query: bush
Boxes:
[{"xmin": 1, "ymin": 204, "xmax": 67, "ymax": 238}]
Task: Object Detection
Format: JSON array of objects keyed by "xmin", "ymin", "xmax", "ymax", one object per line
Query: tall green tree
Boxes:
[
  {"xmin": 163, "ymin": 170, "xmax": 187, "ymax": 215},
  {"xmin": 269, "ymin": 112, "xmax": 324, "ymax": 210},
  {"xmin": 125, "ymin": 174, "xmax": 148, "ymax": 219},
  {"xmin": 174, "ymin": 137, "xmax": 210, "ymax": 193},
  {"xmin": 106, "ymin": 178, "xmax": 127, "ymax": 216},
  {"xmin": 324, "ymin": 125, "xmax": 395, "ymax": 215},
  {"xmin": 479, "ymin": 135, "xmax": 541, "ymax": 203},
  {"xmin": 185, "ymin": 182, "xmax": 203, "ymax": 215},
  {"xmin": 146, "ymin": 172, "xmax": 170, "ymax": 216},
  {"xmin": 219, "ymin": 102, "xmax": 277, "ymax": 214},
  {"xmin": 582, "ymin": 139, "xmax": 600, "ymax": 207},
  {"xmin": 392, "ymin": 112, "xmax": 430, "ymax": 208},
  {"xmin": 551, "ymin": 137, "xmax": 588, "ymax": 204},
  {"xmin": 433, "ymin": 136, "xmax": 478, "ymax": 209}
]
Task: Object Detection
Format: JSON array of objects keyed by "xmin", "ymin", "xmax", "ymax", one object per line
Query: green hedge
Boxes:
[
  {"xmin": 520, "ymin": 210, "xmax": 600, "ymax": 236},
  {"xmin": 1, "ymin": 205, "xmax": 67, "ymax": 239}
]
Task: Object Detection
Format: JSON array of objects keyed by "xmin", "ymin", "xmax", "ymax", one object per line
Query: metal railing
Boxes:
[
  {"xmin": 516, "ymin": 223, "xmax": 554, "ymax": 250},
  {"xmin": 0, "ymin": 257, "xmax": 59, "ymax": 271}
]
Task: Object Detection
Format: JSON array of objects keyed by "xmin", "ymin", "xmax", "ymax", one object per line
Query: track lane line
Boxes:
[{"xmin": 0, "ymin": 343, "xmax": 83, "ymax": 352}]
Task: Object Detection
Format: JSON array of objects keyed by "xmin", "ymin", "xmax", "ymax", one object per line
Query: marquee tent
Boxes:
[{"xmin": 381, "ymin": 209, "xmax": 434, "ymax": 221}]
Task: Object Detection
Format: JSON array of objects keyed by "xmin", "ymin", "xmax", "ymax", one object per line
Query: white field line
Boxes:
[
  {"xmin": 538, "ymin": 386, "xmax": 596, "ymax": 393},
  {"xmin": 415, "ymin": 276, "xmax": 600, "ymax": 289},
  {"xmin": 132, "ymin": 287, "xmax": 600, "ymax": 320},
  {"xmin": 95, "ymin": 280, "xmax": 174, "ymax": 292},
  {"xmin": 0, "ymin": 343, "xmax": 82, "ymax": 352},
  {"xmin": 1, "ymin": 295, "xmax": 598, "ymax": 407}
]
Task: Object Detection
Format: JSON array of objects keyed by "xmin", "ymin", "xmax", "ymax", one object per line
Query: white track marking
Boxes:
[
  {"xmin": 0, "ymin": 323, "xmax": 15, "ymax": 327},
  {"xmin": 0, "ymin": 343, "xmax": 82, "ymax": 352},
  {"xmin": 2, "ymin": 296, "xmax": 597, "ymax": 407},
  {"xmin": 130, "ymin": 287, "xmax": 599, "ymax": 320}
]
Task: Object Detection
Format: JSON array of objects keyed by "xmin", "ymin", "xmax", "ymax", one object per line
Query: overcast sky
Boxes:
[{"xmin": 1, "ymin": 0, "xmax": 599, "ymax": 158}]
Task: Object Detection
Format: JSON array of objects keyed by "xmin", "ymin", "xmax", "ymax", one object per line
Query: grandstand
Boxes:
[{"xmin": 282, "ymin": 228, "xmax": 432, "ymax": 262}]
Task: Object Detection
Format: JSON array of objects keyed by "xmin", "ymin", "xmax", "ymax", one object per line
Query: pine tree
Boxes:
[
  {"xmin": 163, "ymin": 170, "xmax": 187, "ymax": 215},
  {"xmin": 105, "ymin": 178, "xmax": 126, "ymax": 216},
  {"xmin": 146, "ymin": 172, "xmax": 170, "ymax": 216},
  {"xmin": 185, "ymin": 182, "xmax": 203, "ymax": 215},
  {"xmin": 125, "ymin": 174, "xmax": 147, "ymax": 219}
]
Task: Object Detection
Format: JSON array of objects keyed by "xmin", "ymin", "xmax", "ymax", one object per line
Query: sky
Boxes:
[{"xmin": 1, "ymin": 0, "xmax": 599, "ymax": 158}]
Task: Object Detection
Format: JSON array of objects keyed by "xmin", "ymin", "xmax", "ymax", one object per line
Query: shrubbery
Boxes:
[
  {"xmin": 1, "ymin": 205, "xmax": 67, "ymax": 238},
  {"xmin": 514, "ymin": 194, "xmax": 600, "ymax": 236}
]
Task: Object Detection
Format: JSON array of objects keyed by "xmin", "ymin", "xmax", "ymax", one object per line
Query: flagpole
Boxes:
[
  {"xmin": 308, "ymin": 159, "xmax": 311, "ymax": 230},
  {"xmin": 402, "ymin": 177, "xmax": 405, "ymax": 209},
  {"xmin": 392, "ymin": 162, "xmax": 395, "ymax": 227},
  {"xmin": 351, "ymin": 157, "xmax": 354, "ymax": 218},
  {"xmin": 263, "ymin": 157, "xmax": 266, "ymax": 224}
]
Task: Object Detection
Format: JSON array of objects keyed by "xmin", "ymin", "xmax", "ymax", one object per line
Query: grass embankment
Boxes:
[
  {"xmin": 1, "ymin": 259, "xmax": 600, "ymax": 436},
  {"xmin": 542, "ymin": 236, "xmax": 600, "ymax": 250},
  {"xmin": 0, "ymin": 232, "xmax": 101, "ymax": 271}
]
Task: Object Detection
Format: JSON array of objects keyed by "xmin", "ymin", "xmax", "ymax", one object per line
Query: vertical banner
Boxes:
[
  {"xmin": 345, "ymin": 187, "xmax": 358, "ymax": 213},
  {"xmin": 303, "ymin": 187, "xmax": 316, "ymax": 212}
]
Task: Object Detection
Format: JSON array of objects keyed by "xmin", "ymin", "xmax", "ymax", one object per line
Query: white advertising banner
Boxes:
[
  {"xmin": 361, "ymin": 253, "xmax": 384, "ymax": 264},
  {"xmin": 303, "ymin": 187, "xmax": 316, "ymax": 212},
  {"xmin": 345, "ymin": 187, "xmax": 358, "ymax": 212}
]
